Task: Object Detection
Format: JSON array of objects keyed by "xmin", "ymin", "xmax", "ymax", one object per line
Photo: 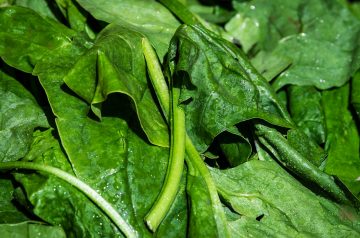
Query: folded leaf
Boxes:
[{"xmin": 64, "ymin": 24, "xmax": 169, "ymax": 147}]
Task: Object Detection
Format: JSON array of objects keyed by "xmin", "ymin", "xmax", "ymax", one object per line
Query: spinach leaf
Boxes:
[
  {"xmin": 0, "ymin": 222, "xmax": 66, "ymax": 238},
  {"xmin": 0, "ymin": 69, "xmax": 48, "ymax": 162},
  {"xmin": 64, "ymin": 24, "xmax": 169, "ymax": 147},
  {"xmin": 14, "ymin": 129, "xmax": 122, "ymax": 237},
  {"xmin": 322, "ymin": 84, "xmax": 360, "ymax": 198},
  {"xmin": 210, "ymin": 160, "xmax": 360, "ymax": 237},
  {"xmin": 14, "ymin": 0, "xmax": 58, "ymax": 20},
  {"xmin": 0, "ymin": 177, "xmax": 29, "ymax": 223},
  {"xmin": 168, "ymin": 24, "xmax": 292, "ymax": 152},
  {"xmin": 228, "ymin": 0, "xmax": 360, "ymax": 89},
  {"xmin": 256, "ymin": 124, "xmax": 348, "ymax": 203},
  {"xmin": 75, "ymin": 0, "xmax": 180, "ymax": 58},
  {"xmin": 55, "ymin": 0, "xmax": 95, "ymax": 37},
  {"xmin": 288, "ymin": 85, "xmax": 326, "ymax": 145},
  {"xmin": 0, "ymin": 6, "xmax": 76, "ymax": 73}
]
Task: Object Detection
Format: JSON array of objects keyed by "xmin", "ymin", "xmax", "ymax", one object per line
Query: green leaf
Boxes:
[
  {"xmin": 185, "ymin": 142, "xmax": 230, "ymax": 237},
  {"xmin": 0, "ymin": 222, "xmax": 66, "ymax": 238},
  {"xmin": 210, "ymin": 160, "xmax": 360, "ymax": 237},
  {"xmin": 229, "ymin": 0, "xmax": 360, "ymax": 89},
  {"xmin": 0, "ymin": 6, "xmax": 76, "ymax": 73},
  {"xmin": 286, "ymin": 129, "xmax": 325, "ymax": 168},
  {"xmin": 14, "ymin": 0, "xmax": 59, "ymax": 20},
  {"xmin": 168, "ymin": 25, "xmax": 292, "ymax": 151},
  {"xmin": 0, "ymin": 177, "xmax": 29, "ymax": 223},
  {"xmin": 288, "ymin": 85, "xmax": 326, "ymax": 145},
  {"xmin": 55, "ymin": 0, "xmax": 96, "ymax": 38},
  {"xmin": 186, "ymin": 0, "xmax": 235, "ymax": 24},
  {"xmin": 322, "ymin": 84, "xmax": 360, "ymax": 198},
  {"xmin": 75, "ymin": 0, "xmax": 180, "ymax": 58},
  {"xmin": 256, "ymin": 124, "xmax": 348, "ymax": 203},
  {"xmin": 0, "ymin": 69, "xmax": 48, "ymax": 162},
  {"xmin": 64, "ymin": 24, "xmax": 169, "ymax": 147},
  {"xmin": 251, "ymin": 51, "xmax": 292, "ymax": 82},
  {"xmin": 27, "ymin": 21, "xmax": 185, "ymax": 236},
  {"xmin": 226, "ymin": 0, "xmax": 301, "ymax": 53},
  {"xmin": 14, "ymin": 129, "xmax": 122, "ymax": 237}
]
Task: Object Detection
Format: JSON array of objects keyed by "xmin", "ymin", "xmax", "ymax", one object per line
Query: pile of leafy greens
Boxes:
[{"xmin": 1, "ymin": 0, "xmax": 360, "ymax": 237}]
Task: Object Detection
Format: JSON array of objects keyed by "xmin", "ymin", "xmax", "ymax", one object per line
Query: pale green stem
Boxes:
[
  {"xmin": 0, "ymin": 162, "xmax": 137, "ymax": 238},
  {"xmin": 143, "ymin": 38, "xmax": 186, "ymax": 231},
  {"xmin": 142, "ymin": 37, "xmax": 228, "ymax": 235},
  {"xmin": 145, "ymin": 88, "xmax": 186, "ymax": 231},
  {"xmin": 142, "ymin": 38, "xmax": 170, "ymax": 117}
]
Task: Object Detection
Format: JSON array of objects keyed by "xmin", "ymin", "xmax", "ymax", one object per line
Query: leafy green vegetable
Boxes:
[
  {"xmin": 288, "ymin": 85, "xmax": 326, "ymax": 144},
  {"xmin": 75, "ymin": 0, "xmax": 180, "ymax": 58},
  {"xmin": 167, "ymin": 24, "xmax": 292, "ymax": 152},
  {"xmin": 0, "ymin": 222, "xmax": 67, "ymax": 238},
  {"xmin": 322, "ymin": 84, "xmax": 360, "ymax": 197},
  {"xmin": 210, "ymin": 160, "xmax": 360, "ymax": 237},
  {"xmin": 0, "ymin": 69, "xmax": 48, "ymax": 161},
  {"xmin": 1, "ymin": 0, "xmax": 360, "ymax": 237},
  {"xmin": 228, "ymin": 0, "xmax": 360, "ymax": 89}
]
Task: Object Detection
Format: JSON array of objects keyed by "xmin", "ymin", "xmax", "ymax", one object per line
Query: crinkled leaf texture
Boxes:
[{"xmin": 167, "ymin": 24, "xmax": 292, "ymax": 151}]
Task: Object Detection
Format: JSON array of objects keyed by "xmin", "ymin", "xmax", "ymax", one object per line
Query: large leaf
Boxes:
[
  {"xmin": 33, "ymin": 33, "xmax": 186, "ymax": 238},
  {"xmin": 0, "ymin": 7, "xmax": 186, "ymax": 237},
  {"xmin": 210, "ymin": 160, "xmax": 360, "ymax": 237},
  {"xmin": 75, "ymin": 0, "xmax": 180, "ymax": 58},
  {"xmin": 14, "ymin": 129, "xmax": 121, "ymax": 237},
  {"xmin": 322, "ymin": 84, "xmax": 360, "ymax": 197},
  {"xmin": 168, "ymin": 24, "xmax": 292, "ymax": 151},
  {"xmin": 0, "ymin": 68, "xmax": 48, "ymax": 162},
  {"xmin": 64, "ymin": 24, "xmax": 169, "ymax": 147}
]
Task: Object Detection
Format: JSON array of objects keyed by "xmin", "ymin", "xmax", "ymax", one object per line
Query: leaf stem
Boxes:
[
  {"xmin": 145, "ymin": 88, "xmax": 186, "ymax": 231},
  {"xmin": 0, "ymin": 162, "xmax": 138, "ymax": 238},
  {"xmin": 143, "ymin": 37, "xmax": 228, "ymax": 235},
  {"xmin": 142, "ymin": 38, "xmax": 170, "ymax": 117},
  {"xmin": 143, "ymin": 38, "xmax": 186, "ymax": 231},
  {"xmin": 255, "ymin": 124, "xmax": 349, "ymax": 203}
]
